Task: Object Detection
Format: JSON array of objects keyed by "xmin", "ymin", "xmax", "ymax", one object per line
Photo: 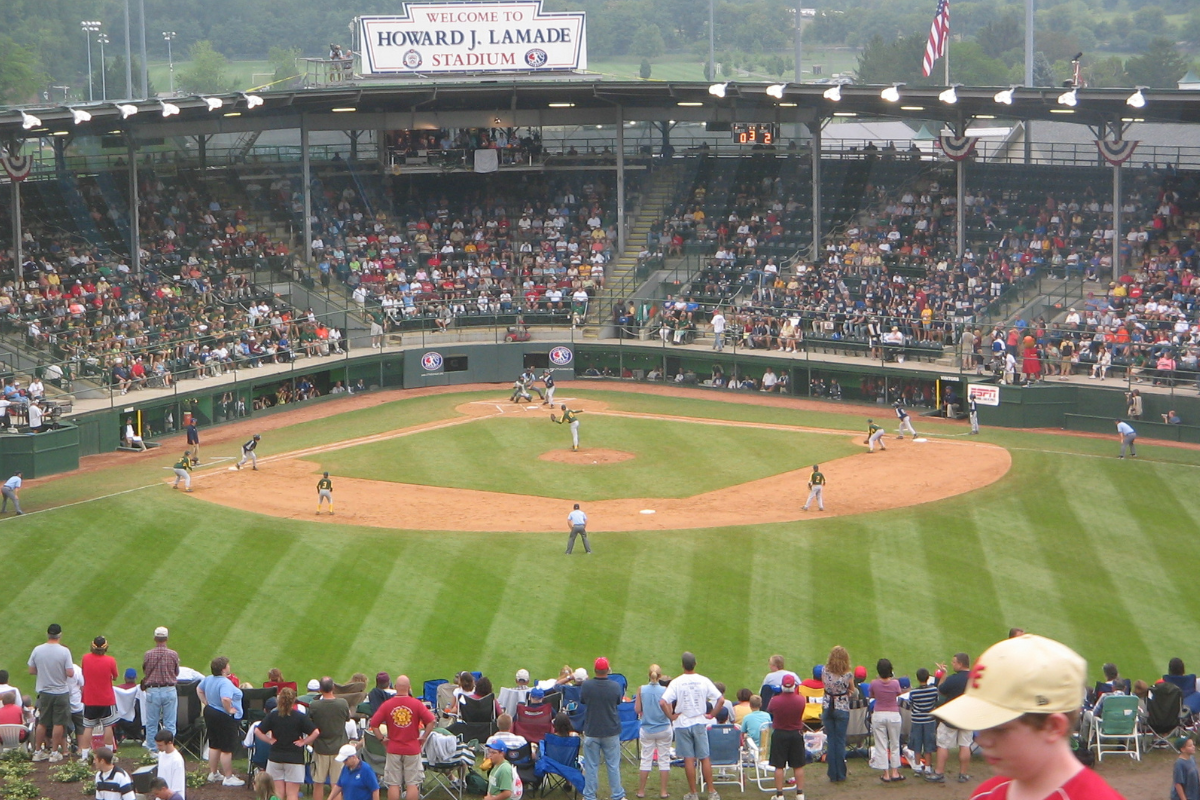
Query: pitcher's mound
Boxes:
[{"xmin": 538, "ymin": 448, "xmax": 635, "ymax": 465}]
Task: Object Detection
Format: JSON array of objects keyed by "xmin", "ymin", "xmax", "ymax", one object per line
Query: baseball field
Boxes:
[{"xmin": 1, "ymin": 382, "xmax": 1197, "ymax": 700}]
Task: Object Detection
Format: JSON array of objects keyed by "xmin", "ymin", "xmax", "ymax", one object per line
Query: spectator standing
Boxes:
[
  {"xmin": 868, "ymin": 659, "xmax": 903, "ymax": 783},
  {"xmin": 309, "ymin": 677, "xmax": 352, "ymax": 800},
  {"xmin": 1116, "ymin": 420, "xmax": 1137, "ymax": 458},
  {"xmin": 28, "ymin": 622, "xmax": 73, "ymax": 762},
  {"xmin": 142, "ymin": 626, "xmax": 179, "ymax": 751},
  {"xmin": 581, "ymin": 657, "xmax": 625, "ymax": 800},
  {"xmin": 635, "ymin": 665, "xmax": 671, "ymax": 800},
  {"xmin": 329, "ymin": 744, "xmax": 380, "ymax": 800},
  {"xmin": 1174, "ymin": 737, "xmax": 1199, "ymax": 800},
  {"xmin": 907, "ymin": 668, "xmax": 940, "ymax": 775},
  {"xmin": 154, "ymin": 730, "xmax": 186, "ymax": 799},
  {"xmin": 369, "ymin": 675, "xmax": 436, "ymax": 800},
  {"xmin": 766, "ymin": 674, "xmax": 806, "ymax": 800},
  {"xmin": 256, "ymin": 687, "xmax": 319, "ymax": 800},
  {"xmin": 660, "ymin": 652, "xmax": 723, "ymax": 800},
  {"xmin": 933, "ymin": 635, "xmax": 1124, "ymax": 799},
  {"xmin": 197, "ymin": 656, "xmax": 244, "ymax": 786},
  {"xmin": 925, "ymin": 653, "xmax": 972, "ymax": 784},
  {"xmin": 821, "ymin": 646, "xmax": 853, "ymax": 783},
  {"xmin": 80, "ymin": 635, "xmax": 120, "ymax": 759},
  {"xmin": 94, "ymin": 748, "xmax": 134, "ymax": 800}
]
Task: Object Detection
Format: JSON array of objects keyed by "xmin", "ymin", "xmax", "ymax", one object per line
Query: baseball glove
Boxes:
[
  {"xmin": 550, "ymin": 413, "xmax": 559, "ymax": 423},
  {"xmin": 863, "ymin": 438, "xmax": 870, "ymax": 444}
]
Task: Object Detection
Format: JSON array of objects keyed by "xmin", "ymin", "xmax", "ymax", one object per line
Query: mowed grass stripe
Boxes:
[
  {"xmin": 747, "ymin": 529, "xmax": 816, "ymax": 674},
  {"xmin": 613, "ymin": 534, "xmax": 696, "ymax": 671},
  {"xmin": 866, "ymin": 517, "xmax": 943, "ymax": 665}
]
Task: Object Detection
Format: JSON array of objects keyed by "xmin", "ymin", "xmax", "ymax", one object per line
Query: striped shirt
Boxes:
[
  {"xmin": 907, "ymin": 684, "xmax": 940, "ymax": 724},
  {"xmin": 95, "ymin": 766, "xmax": 134, "ymax": 800}
]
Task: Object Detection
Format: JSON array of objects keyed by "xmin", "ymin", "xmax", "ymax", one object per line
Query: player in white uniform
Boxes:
[
  {"xmin": 236, "ymin": 434, "xmax": 261, "ymax": 469},
  {"xmin": 968, "ymin": 397, "xmax": 980, "ymax": 434},
  {"xmin": 510, "ymin": 374, "xmax": 532, "ymax": 403},
  {"xmin": 541, "ymin": 371, "xmax": 556, "ymax": 405},
  {"xmin": 894, "ymin": 402, "xmax": 917, "ymax": 439}
]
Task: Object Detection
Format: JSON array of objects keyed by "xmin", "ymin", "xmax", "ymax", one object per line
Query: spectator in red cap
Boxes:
[
  {"xmin": 581, "ymin": 657, "xmax": 625, "ymax": 800},
  {"xmin": 766, "ymin": 674, "xmax": 806, "ymax": 800}
]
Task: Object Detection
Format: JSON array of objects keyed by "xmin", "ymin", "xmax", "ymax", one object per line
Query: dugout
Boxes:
[{"xmin": 0, "ymin": 425, "xmax": 80, "ymax": 478}]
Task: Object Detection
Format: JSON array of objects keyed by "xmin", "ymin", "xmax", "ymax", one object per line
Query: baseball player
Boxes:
[
  {"xmin": 521, "ymin": 368, "xmax": 545, "ymax": 401},
  {"xmin": 172, "ymin": 451, "xmax": 193, "ymax": 492},
  {"xmin": 236, "ymin": 434, "xmax": 261, "ymax": 470},
  {"xmin": 802, "ymin": 464, "xmax": 826, "ymax": 511},
  {"xmin": 509, "ymin": 375, "xmax": 532, "ymax": 404},
  {"xmin": 316, "ymin": 472, "xmax": 334, "ymax": 514},
  {"xmin": 566, "ymin": 503, "xmax": 591, "ymax": 554},
  {"xmin": 894, "ymin": 401, "xmax": 917, "ymax": 439},
  {"xmin": 541, "ymin": 370, "xmax": 556, "ymax": 405},
  {"xmin": 186, "ymin": 419, "xmax": 200, "ymax": 464},
  {"xmin": 968, "ymin": 396, "xmax": 980, "ymax": 435},
  {"xmin": 1116, "ymin": 419, "xmax": 1137, "ymax": 458},
  {"xmin": 554, "ymin": 404, "xmax": 584, "ymax": 451},
  {"xmin": 866, "ymin": 419, "xmax": 887, "ymax": 452}
]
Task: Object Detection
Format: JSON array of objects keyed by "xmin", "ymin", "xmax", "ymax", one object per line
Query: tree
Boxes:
[
  {"xmin": 1124, "ymin": 37, "xmax": 1192, "ymax": 87},
  {"xmin": 855, "ymin": 34, "xmax": 930, "ymax": 85},
  {"xmin": 0, "ymin": 36, "xmax": 46, "ymax": 104},
  {"xmin": 268, "ymin": 46, "xmax": 301, "ymax": 87},
  {"xmin": 977, "ymin": 14, "xmax": 1023, "ymax": 61},
  {"xmin": 1133, "ymin": 6, "xmax": 1168, "ymax": 34},
  {"xmin": 639, "ymin": 58, "xmax": 652, "ymax": 79},
  {"xmin": 1088, "ymin": 56, "xmax": 1129, "ymax": 87},
  {"xmin": 177, "ymin": 40, "xmax": 236, "ymax": 94},
  {"xmin": 947, "ymin": 41, "xmax": 1010, "ymax": 86},
  {"xmin": 1184, "ymin": 13, "xmax": 1200, "ymax": 45},
  {"xmin": 631, "ymin": 24, "xmax": 665, "ymax": 59}
]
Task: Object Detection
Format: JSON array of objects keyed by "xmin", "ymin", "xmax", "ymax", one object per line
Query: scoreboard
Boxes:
[{"xmin": 732, "ymin": 123, "xmax": 777, "ymax": 145}]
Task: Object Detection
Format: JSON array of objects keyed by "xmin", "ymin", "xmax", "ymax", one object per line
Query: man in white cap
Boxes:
[
  {"xmin": 142, "ymin": 627, "xmax": 179, "ymax": 752},
  {"xmin": 931, "ymin": 634, "xmax": 1125, "ymax": 800},
  {"xmin": 328, "ymin": 744, "xmax": 379, "ymax": 800}
]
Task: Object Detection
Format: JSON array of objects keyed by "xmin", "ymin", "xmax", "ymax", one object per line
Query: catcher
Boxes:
[
  {"xmin": 802, "ymin": 464, "xmax": 825, "ymax": 511},
  {"xmin": 552, "ymin": 404, "xmax": 584, "ymax": 451},
  {"xmin": 510, "ymin": 374, "xmax": 532, "ymax": 403}
]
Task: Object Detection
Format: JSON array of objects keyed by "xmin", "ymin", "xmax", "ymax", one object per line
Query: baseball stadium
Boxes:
[{"xmin": 2, "ymin": 1, "xmax": 1200, "ymax": 797}]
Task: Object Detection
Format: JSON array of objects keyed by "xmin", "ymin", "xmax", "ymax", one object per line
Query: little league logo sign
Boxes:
[
  {"xmin": 421, "ymin": 351, "xmax": 444, "ymax": 371},
  {"xmin": 549, "ymin": 346, "xmax": 573, "ymax": 366}
]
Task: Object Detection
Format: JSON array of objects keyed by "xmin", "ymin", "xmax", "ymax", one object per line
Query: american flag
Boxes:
[{"xmin": 921, "ymin": 0, "xmax": 950, "ymax": 77}]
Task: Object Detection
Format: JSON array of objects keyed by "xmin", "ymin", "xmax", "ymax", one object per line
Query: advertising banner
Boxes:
[
  {"xmin": 967, "ymin": 384, "xmax": 1000, "ymax": 406},
  {"xmin": 359, "ymin": 1, "xmax": 586, "ymax": 75}
]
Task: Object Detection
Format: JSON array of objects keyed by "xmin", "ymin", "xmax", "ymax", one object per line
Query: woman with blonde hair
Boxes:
[
  {"xmin": 634, "ymin": 664, "xmax": 671, "ymax": 799},
  {"xmin": 254, "ymin": 772, "xmax": 279, "ymax": 800},
  {"xmin": 255, "ymin": 687, "xmax": 319, "ymax": 800},
  {"xmin": 822, "ymin": 646, "xmax": 854, "ymax": 783}
]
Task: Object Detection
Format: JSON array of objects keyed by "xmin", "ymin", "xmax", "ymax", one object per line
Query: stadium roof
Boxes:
[{"xmin": 3, "ymin": 81, "xmax": 1200, "ymax": 141}]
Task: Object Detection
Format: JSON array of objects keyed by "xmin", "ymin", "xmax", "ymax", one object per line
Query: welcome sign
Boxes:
[{"xmin": 359, "ymin": 1, "xmax": 586, "ymax": 75}]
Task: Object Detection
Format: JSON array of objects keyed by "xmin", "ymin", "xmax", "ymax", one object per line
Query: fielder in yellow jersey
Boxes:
[
  {"xmin": 173, "ymin": 451, "xmax": 193, "ymax": 492},
  {"xmin": 866, "ymin": 419, "xmax": 887, "ymax": 452},
  {"xmin": 803, "ymin": 465, "xmax": 826, "ymax": 511},
  {"xmin": 317, "ymin": 471, "xmax": 334, "ymax": 514},
  {"xmin": 555, "ymin": 404, "xmax": 584, "ymax": 451}
]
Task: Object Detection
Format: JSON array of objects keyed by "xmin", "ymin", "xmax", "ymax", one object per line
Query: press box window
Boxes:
[{"xmin": 445, "ymin": 356, "xmax": 469, "ymax": 372}]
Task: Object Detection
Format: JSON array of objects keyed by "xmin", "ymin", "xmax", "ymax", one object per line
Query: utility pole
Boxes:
[
  {"xmin": 708, "ymin": 0, "xmax": 715, "ymax": 82},
  {"xmin": 138, "ymin": 0, "xmax": 149, "ymax": 97},
  {"xmin": 98, "ymin": 33, "xmax": 110, "ymax": 100},
  {"xmin": 164, "ymin": 32, "xmax": 176, "ymax": 95},
  {"xmin": 124, "ymin": 0, "xmax": 133, "ymax": 99},
  {"xmin": 81, "ymin": 21, "xmax": 101, "ymax": 102},
  {"xmin": 794, "ymin": 6, "xmax": 803, "ymax": 83}
]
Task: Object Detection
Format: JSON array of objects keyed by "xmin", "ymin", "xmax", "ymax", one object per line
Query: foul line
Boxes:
[{"xmin": 0, "ymin": 482, "xmax": 163, "ymax": 523}]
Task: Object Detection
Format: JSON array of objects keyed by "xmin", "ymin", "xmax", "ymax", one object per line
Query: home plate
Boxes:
[
  {"xmin": 914, "ymin": 437, "xmax": 929, "ymax": 443},
  {"xmin": 640, "ymin": 509, "xmax": 656, "ymax": 515}
]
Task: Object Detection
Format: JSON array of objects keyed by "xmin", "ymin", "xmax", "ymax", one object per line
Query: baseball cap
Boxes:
[
  {"xmin": 573, "ymin": 668, "xmax": 588, "ymax": 682},
  {"xmin": 933, "ymin": 635, "xmax": 1086, "ymax": 732},
  {"xmin": 335, "ymin": 744, "xmax": 358, "ymax": 763},
  {"xmin": 594, "ymin": 657, "xmax": 610, "ymax": 673},
  {"xmin": 516, "ymin": 669, "xmax": 530, "ymax": 682},
  {"xmin": 854, "ymin": 665, "xmax": 867, "ymax": 681},
  {"xmin": 307, "ymin": 679, "xmax": 321, "ymax": 692},
  {"xmin": 154, "ymin": 626, "xmax": 169, "ymax": 638},
  {"xmin": 125, "ymin": 668, "xmax": 138, "ymax": 681},
  {"xmin": 781, "ymin": 674, "xmax": 797, "ymax": 691},
  {"xmin": 47, "ymin": 624, "xmax": 62, "ymax": 638},
  {"xmin": 530, "ymin": 688, "xmax": 546, "ymax": 700},
  {"xmin": 485, "ymin": 738, "xmax": 508, "ymax": 753}
]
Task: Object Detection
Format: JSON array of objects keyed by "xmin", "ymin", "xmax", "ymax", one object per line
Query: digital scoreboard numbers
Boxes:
[{"xmin": 732, "ymin": 123, "xmax": 777, "ymax": 145}]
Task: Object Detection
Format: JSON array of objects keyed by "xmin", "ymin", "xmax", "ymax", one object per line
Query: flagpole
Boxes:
[{"xmin": 945, "ymin": 47, "xmax": 950, "ymax": 85}]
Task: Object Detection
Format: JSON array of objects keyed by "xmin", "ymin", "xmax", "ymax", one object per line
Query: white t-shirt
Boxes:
[
  {"xmin": 156, "ymin": 749, "xmax": 186, "ymax": 798},
  {"xmin": 711, "ymin": 313, "xmax": 725, "ymax": 334},
  {"xmin": 661, "ymin": 672, "xmax": 720, "ymax": 729},
  {"xmin": 28, "ymin": 405, "xmax": 43, "ymax": 428}
]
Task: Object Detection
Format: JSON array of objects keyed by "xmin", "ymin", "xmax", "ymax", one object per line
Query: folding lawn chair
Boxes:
[
  {"xmin": 700, "ymin": 724, "xmax": 744, "ymax": 792},
  {"xmin": 618, "ymin": 701, "xmax": 640, "ymax": 765},
  {"xmin": 744, "ymin": 728, "xmax": 775, "ymax": 792},
  {"xmin": 1090, "ymin": 695, "xmax": 1141, "ymax": 762},
  {"xmin": 609, "ymin": 674, "xmax": 629, "ymax": 696},
  {"xmin": 424, "ymin": 679, "xmax": 450, "ymax": 710},
  {"xmin": 436, "ymin": 683, "xmax": 459, "ymax": 726},
  {"xmin": 505, "ymin": 741, "xmax": 539, "ymax": 794},
  {"xmin": 241, "ymin": 687, "xmax": 278, "ymax": 724},
  {"xmin": 0, "ymin": 724, "xmax": 29, "ymax": 756},
  {"xmin": 513, "ymin": 702, "xmax": 555, "ymax": 746},
  {"xmin": 450, "ymin": 694, "xmax": 498, "ymax": 743},
  {"xmin": 420, "ymin": 730, "xmax": 467, "ymax": 800},
  {"xmin": 1144, "ymin": 681, "xmax": 1186, "ymax": 751},
  {"xmin": 363, "ymin": 733, "xmax": 388, "ymax": 780},
  {"xmin": 560, "ymin": 685, "xmax": 585, "ymax": 732},
  {"xmin": 759, "ymin": 685, "xmax": 778, "ymax": 713},
  {"xmin": 174, "ymin": 680, "xmax": 207, "ymax": 760},
  {"xmin": 535, "ymin": 733, "xmax": 584, "ymax": 797},
  {"xmin": 246, "ymin": 724, "xmax": 271, "ymax": 780}
]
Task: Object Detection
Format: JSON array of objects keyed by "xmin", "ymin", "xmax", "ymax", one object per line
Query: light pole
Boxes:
[
  {"xmin": 81, "ymin": 21, "xmax": 101, "ymax": 102},
  {"xmin": 163, "ymin": 31, "xmax": 176, "ymax": 95},
  {"xmin": 98, "ymin": 33, "xmax": 110, "ymax": 100}
]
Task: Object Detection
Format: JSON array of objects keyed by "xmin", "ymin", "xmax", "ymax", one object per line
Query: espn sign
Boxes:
[
  {"xmin": 359, "ymin": 1, "xmax": 586, "ymax": 75},
  {"xmin": 967, "ymin": 384, "xmax": 1000, "ymax": 406}
]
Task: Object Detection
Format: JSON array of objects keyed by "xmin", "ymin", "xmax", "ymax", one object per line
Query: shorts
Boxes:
[
  {"xmin": 267, "ymin": 761, "xmax": 306, "ymax": 784},
  {"xmin": 908, "ymin": 720, "xmax": 936, "ymax": 755},
  {"xmin": 204, "ymin": 706, "xmax": 240, "ymax": 753},
  {"xmin": 936, "ymin": 722, "xmax": 973, "ymax": 750},
  {"xmin": 384, "ymin": 753, "xmax": 424, "ymax": 788},
  {"xmin": 36, "ymin": 692, "xmax": 70, "ymax": 729},
  {"xmin": 311, "ymin": 753, "xmax": 344, "ymax": 784},
  {"xmin": 768, "ymin": 728, "xmax": 806, "ymax": 769},
  {"xmin": 82, "ymin": 705, "xmax": 120, "ymax": 728},
  {"xmin": 673, "ymin": 724, "xmax": 709, "ymax": 760},
  {"xmin": 370, "ymin": 323, "xmax": 384, "ymax": 336}
]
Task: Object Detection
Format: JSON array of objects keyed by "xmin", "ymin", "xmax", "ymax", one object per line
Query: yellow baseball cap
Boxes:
[{"xmin": 933, "ymin": 635, "xmax": 1086, "ymax": 731}]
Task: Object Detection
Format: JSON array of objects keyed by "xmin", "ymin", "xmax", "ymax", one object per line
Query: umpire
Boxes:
[{"xmin": 566, "ymin": 503, "xmax": 591, "ymax": 554}]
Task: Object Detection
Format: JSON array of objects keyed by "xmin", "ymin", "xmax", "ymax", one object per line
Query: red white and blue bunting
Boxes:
[
  {"xmin": 1, "ymin": 147, "xmax": 32, "ymax": 181},
  {"xmin": 938, "ymin": 135, "xmax": 977, "ymax": 161},
  {"xmin": 1095, "ymin": 139, "xmax": 1139, "ymax": 166}
]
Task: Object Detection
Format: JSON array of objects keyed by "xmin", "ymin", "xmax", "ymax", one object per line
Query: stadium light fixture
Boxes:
[
  {"xmin": 547, "ymin": 102, "xmax": 574, "ymax": 108},
  {"xmin": 708, "ymin": 82, "xmax": 729, "ymax": 98},
  {"xmin": 938, "ymin": 84, "xmax": 960, "ymax": 104},
  {"xmin": 1126, "ymin": 87, "xmax": 1147, "ymax": 108},
  {"xmin": 993, "ymin": 87, "xmax": 1016, "ymax": 105},
  {"xmin": 161, "ymin": 101, "xmax": 180, "ymax": 117},
  {"xmin": 900, "ymin": 105, "xmax": 925, "ymax": 111},
  {"xmin": 881, "ymin": 83, "xmax": 904, "ymax": 102},
  {"xmin": 20, "ymin": 110, "xmax": 41, "ymax": 129},
  {"xmin": 117, "ymin": 103, "xmax": 138, "ymax": 119},
  {"xmin": 1057, "ymin": 88, "xmax": 1077, "ymax": 107},
  {"xmin": 201, "ymin": 96, "xmax": 224, "ymax": 111},
  {"xmin": 822, "ymin": 83, "xmax": 843, "ymax": 102},
  {"xmin": 71, "ymin": 108, "xmax": 92, "ymax": 124},
  {"xmin": 766, "ymin": 84, "xmax": 787, "ymax": 99},
  {"xmin": 676, "ymin": 101, "xmax": 703, "ymax": 107},
  {"xmin": 242, "ymin": 93, "xmax": 264, "ymax": 109}
]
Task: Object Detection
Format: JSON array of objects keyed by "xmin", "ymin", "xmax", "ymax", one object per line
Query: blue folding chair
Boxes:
[
  {"xmin": 561, "ymin": 685, "xmax": 586, "ymax": 732},
  {"xmin": 759, "ymin": 684, "xmax": 778, "ymax": 712},
  {"xmin": 702, "ymin": 724, "xmax": 744, "ymax": 792},
  {"xmin": 536, "ymin": 733, "xmax": 585, "ymax": 797},
  {"xmin": 609, "ymin": 673, "xmax": 629, "ymax": 696},
  {"xmin": 618, "ymin": 700, "xmax": 640, "ymax": 765},
  {"xmin": 424, "ymin": 679, "xmax": 449, "ymax": 709}
]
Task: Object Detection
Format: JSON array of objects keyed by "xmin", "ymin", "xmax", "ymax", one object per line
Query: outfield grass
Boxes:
[
  {"xmin": 310, "ymin": 413, "xmax": 857, "ymax": 500},
  {"xmin": 1, "ymin": 387, "xmax": 1198, "ymax": 702}
]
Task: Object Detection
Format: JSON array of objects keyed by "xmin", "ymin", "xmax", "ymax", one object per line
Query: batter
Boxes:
[{"xmin": 541, "ymin": 371, "xmax": 556, "ymax": 405}]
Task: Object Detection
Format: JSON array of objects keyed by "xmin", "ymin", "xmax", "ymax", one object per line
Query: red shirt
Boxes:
[
  {"xmin": 766, "ymin": 690, "xmax": 805, "ymax": 731},
  {"xmin": 369, "ymin": 696, "xmax": 434, "ymax": 755},
  {"xmin": 81, "ymin": 653, "xmax": 118, "ymax": 706},
  {"xmin": 0, "ymin": 704, "xmax": 22, "ymax": 725},
  {"xmin": 972, "ymin": 767, "xmax": 1125, "ymax": 800}
]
